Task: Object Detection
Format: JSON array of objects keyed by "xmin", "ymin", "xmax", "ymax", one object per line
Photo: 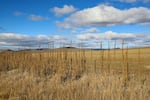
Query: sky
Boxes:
[{"xmin": 0, "ymin": 0, "xmax": 150, "ymax": 49}]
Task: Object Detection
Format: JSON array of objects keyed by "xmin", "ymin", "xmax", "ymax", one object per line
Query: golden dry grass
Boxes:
[{"xmin": 0, "ymin": 47, "xmax": 150, "ymax": 100}]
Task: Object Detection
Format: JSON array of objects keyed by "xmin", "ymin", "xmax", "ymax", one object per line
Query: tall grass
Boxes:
[{"xmin": 0, "ymin": 40, "xmax": 150, "ymax": 100}]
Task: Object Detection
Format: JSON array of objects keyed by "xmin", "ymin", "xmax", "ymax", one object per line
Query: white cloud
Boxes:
[
  {"xmin": 0, "ymin": 33, "xmax": 68, "ymax": 49},
  {"xmin": 76, "ymin": 30, "xmax": 150, "ymax": 48},
  {"xmin": 61, "ymin": 5, "xmax": 150, "ymax": 27},
  {"xmin": 81, "ymin": 28, "xmax": 100, "ymax": 33},
  {"xmin": 0, "ymin": 33, "xmax": 29, "ymax": 40},
  {"xmin": 28, "ymin": 15, "xmax": 49, "ymax": 21},
  {"xmin": 37, "ymin": 35, "xmax": 49, "ymax": 40},
  {"xmin": 76, "ymin": 30, "xmax": 141, "ymax": 41},
  {"xmin": 53, "ymin": 35, "xmax": 67, "ymax": 40},
  {"xmin": 0, "ymin": 32, "xmax": 150, "ymax": 49},
  {"xmin": 56, "ymin": 21, "xmax": 73, "ymax": 29},
  {"xmin": 77, "ymin": 33, "xmax": 99, "ymax": 40},
  {"xmin": 52, "ymin": 5, "xmax": 77, "ymax": 16}
]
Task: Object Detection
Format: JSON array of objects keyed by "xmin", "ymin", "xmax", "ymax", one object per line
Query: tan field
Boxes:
[{"xmin": 0, "ymin": 47, "xmax": 150, "ymax": 100}]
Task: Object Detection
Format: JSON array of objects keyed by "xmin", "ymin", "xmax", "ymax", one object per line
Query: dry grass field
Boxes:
[{"xmin": 0, "ymin": 47, "xmax": 150, "ymax": 100}]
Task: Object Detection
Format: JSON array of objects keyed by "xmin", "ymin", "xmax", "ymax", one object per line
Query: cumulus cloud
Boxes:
[
  {"xmin": 76, "ymin": 30, "xmax": 150, "ymax": 48},
  {"xmin": 0, "ymin": 33, "xmax": 68, "ymax": 49},
  {"xmin": 28, "ymin": 15, "xmax": 49, "ymax": 21},
  {"xmin": 81, "ymin": 28, "xmax": 100, "ymax": 33},
  {"xmin": 0, "ymin": 33, "xmax": 33, "ymax": 48},
  {"xmin": 76, "ymin": 31, "xmax": 141, "ymax": 41},
  {"xmin": 0, "ymin": 33, "xmax": 29, "ymax": 40},
  {"xmin": 77, "ymin": 33, "xmax": 99, "ymax": 40},
  {"xmin": 60, "ymin": 5, "xmax": 150, "ymax": 28},
  {"xmin": 56, "ymin": 21, "xmax": 73, "ymax": 29},
  {"xmin": 52, "ymin": 5, "xmax": 77, "ymax": 16},
  {"xmin": 0, "ymin": 31, "xmax": 150, "ymax": 49}
]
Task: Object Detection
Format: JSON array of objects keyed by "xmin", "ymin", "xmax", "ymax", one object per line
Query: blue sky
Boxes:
[{"xmin": 0, "ymin": 0, "xmax": 150, "ymax": 49}]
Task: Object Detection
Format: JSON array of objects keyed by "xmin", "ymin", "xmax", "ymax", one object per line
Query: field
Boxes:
[{"xmin": 0, "ymin": 47, "xmax": 150, "ymax": 100}]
